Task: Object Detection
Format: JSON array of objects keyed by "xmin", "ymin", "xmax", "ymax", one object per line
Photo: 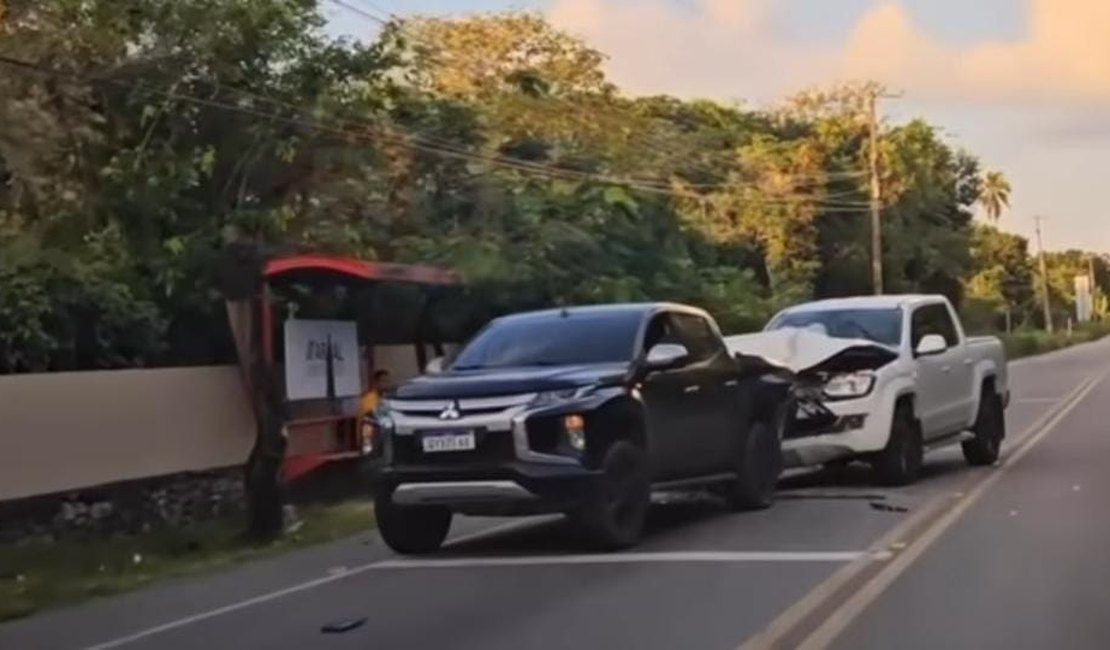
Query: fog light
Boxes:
[
  {"xmin": 563, "ymin": 414, "xmax": 586, "ymax": 451},
  {"xmin": 360, "ymin": 420, "xmax": 377, "ymax": 454}
]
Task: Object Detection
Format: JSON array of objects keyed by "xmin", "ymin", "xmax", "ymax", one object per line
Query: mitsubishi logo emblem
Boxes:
[{"xmin": 438, "ymin": 401, "xmax": 461, "ymax": 420}]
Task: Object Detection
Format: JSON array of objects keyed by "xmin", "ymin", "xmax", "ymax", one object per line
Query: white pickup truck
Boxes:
[{"xmin": 755, "ymin": 294, "xmax": 1009, "ymax": 486}]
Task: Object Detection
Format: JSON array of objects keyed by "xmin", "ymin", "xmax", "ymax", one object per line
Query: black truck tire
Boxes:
[
  {"xmin": 726, "ymin": 418, "xmax": 783, "ymax": 511},
  {"xmin": 963, "ymin": 389, "xmax": 1004, "ymax": 466},
  {"xmin": 871, "ymin": 402, "xmax": 923, "ymax": 487},
  {"xmin": 374, "ymin": 493, "xmax": 452, "ymax": 555},
  {"xmin": 576, "ymin": 440, "xmax": 651, "ymax": 550}
]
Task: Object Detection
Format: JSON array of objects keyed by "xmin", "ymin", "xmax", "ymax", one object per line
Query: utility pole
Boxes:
[
  {"xmin": 867, "ymin": 89, "xmax": 883, "ymax": 295},
  {"xmin": 1034, "ymin": 216, "xmax": 1054, "ymax": 333}
]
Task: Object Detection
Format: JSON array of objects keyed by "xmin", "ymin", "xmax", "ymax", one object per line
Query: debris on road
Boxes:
[
  {"xmin": 320, "ymin": 617, "xmax": 367, "ymax": 634},
  {"xmin": 869, "ymin": 502, "xmax": 909, "ymax": 513}
]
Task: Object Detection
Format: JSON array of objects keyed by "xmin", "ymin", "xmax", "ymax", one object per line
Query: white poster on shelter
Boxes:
[{"xmin": 283, "ymin": 319, "xmax": 361, "ymax": 401}]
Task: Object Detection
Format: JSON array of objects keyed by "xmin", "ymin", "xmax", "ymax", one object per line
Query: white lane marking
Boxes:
[
  {"xmin": 81, "ymin": 516, "xmax": 558, "ymax": 650},
  {"xmin": 373, "ymin": 551, "xmax": 866, "ymax": 570},
  {"xmin": 82, "ymin": 563, "xmax": 383, "ymax": 650},
  {"xmin": 792, "ymin": 369, "xmax": 1107, "ymax": 650}
]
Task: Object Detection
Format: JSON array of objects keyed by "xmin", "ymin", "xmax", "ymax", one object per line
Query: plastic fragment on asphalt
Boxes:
[
  {"xmin": 889, "ymin": 542, "xmax": 907, "ymax": 550},
  {"xmin": 321, "ymin": 618, "xmax": 367, "ymax": 634},
  {"xmin": 1073, "ymin": 484, "xmax": 1082, "ymax": 492},
  {"xmin": 1009, "ymin": 510, "xmax": 1019, "ymax": 517}
]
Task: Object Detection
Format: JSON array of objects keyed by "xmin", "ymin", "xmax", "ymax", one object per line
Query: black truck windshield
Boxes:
[
  {"xmin": 768, "ymin": 308, "xmax": 903, "ymax": 347},
  {"xmin": 451, "ymin": 311, "xmax": 642, "ymax": 370}
]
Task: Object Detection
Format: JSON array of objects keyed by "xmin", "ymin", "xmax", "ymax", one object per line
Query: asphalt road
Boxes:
[{"xmin": 3, "ymin": 338, "xmax": 1109, "ymax": 650}]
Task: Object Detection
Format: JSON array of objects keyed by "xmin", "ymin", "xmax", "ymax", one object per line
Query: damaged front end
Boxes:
[{"xmin": 726, "ymin": 329, "xmax": 898, "ymax": 440}]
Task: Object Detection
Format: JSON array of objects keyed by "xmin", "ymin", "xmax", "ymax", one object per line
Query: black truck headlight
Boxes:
[{"xmin": 531, "ymin": 387, "xmax": 589, "ymax": 408}]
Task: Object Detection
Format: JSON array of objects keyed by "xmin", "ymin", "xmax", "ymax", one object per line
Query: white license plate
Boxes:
[{"xmin": 421, "ymin": 431, "xmax": 476, "ymax": 453}]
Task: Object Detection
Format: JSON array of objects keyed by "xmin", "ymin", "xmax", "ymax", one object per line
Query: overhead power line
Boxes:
[{"xmin": 0, "ymin": 53, "xmax": 870, "ymax": 211}]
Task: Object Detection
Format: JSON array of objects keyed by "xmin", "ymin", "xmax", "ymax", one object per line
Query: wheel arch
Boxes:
[
  {"xmin": 583, "ymin": 394, "xmax": 647, "ymax": 468},
  {"xmin": 965, "ymin": 370, "xmax": 999, "ymax": 429}
]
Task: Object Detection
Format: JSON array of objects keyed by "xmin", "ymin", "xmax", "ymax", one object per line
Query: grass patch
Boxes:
[
  {"xmin": 999, "ymin": 322, "xmax": 1110, "ymax": 359},
  {"xmin": 0, "ymin": 499, "xmax": 374, "ymax": 622}
]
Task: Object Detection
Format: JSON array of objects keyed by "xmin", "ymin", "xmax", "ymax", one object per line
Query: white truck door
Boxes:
[
  {"xmin": 940, "ymin": 301, "xmax": 977, "ymax": 426},
  {"xmin": 909, "ymin": 303, "xmax": 970, "ymax": 437}
]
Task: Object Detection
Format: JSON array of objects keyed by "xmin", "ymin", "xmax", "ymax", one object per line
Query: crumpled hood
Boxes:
[{"xmin": 725, "ymin": 328, "xmax": 898, "ymax": 375}]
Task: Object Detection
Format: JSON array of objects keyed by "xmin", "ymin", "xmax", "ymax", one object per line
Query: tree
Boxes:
[
  {"xmin": 396, "ymin": 12, "xmax": 613, "ymax": 100},
  {"xmin": 963, "ymin": 225, "xmax": 1035, "ymax": 330},
  {"xmin": 978, "ymin": 170, "xmax": 1012, "ymax": 223}
]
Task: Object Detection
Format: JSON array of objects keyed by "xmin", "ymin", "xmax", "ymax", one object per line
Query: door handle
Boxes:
[
  {"xmin": 684, "ymin": 385, "xmax": 701, "ymax": 394},
  {"xmin": 725, "ymin": 379, "xmax": 738, "ymax": 387}
]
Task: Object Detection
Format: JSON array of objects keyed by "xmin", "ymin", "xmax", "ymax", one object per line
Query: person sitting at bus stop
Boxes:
[{"xmin": 359, "ymin": 369, "xmax": 391, "ymax": 417}]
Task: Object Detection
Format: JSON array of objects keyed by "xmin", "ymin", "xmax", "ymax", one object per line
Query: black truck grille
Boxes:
[{"xmin": 393, "ymin": 430, "xmax": 516, "ymax": 466}]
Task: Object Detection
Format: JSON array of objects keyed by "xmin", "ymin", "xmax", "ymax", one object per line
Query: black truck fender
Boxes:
[{"xmin": 580, "ymin": 388, "xmax": 647, "ymax": 469}]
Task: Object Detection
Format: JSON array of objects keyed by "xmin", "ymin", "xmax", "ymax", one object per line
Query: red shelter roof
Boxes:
[{"xmin": 263, "ymin": 255, "xmax": 461, "ymax": 286}]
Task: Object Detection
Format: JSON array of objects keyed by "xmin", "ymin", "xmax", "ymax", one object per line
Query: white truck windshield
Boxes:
[{"xmin": 768, "ymin": 308, "xmax": 903, "ymax": 347}]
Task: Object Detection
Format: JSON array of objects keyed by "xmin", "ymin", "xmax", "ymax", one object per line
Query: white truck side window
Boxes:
[{"xmin": 911, "ymin": 304, "xmax": 959, "ymax": 349}]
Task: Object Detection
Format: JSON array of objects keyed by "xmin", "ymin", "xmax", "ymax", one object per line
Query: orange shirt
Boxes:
[{"xmin": 359, "ymin": 389, "xmax": 380, "ymax": 418}]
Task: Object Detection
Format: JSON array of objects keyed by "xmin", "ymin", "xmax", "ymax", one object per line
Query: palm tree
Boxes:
[{"xmin": 978, "ymin": 170, "xmax": 1012, "ymax": 223}]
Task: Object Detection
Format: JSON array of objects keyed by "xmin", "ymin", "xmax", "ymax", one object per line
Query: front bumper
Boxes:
[
  {"xmin": 373, "ymin": 460, "xmax": 602, "ymax": 514},
  {"xmin": 783, "ymin": 391, "xmax": 894, "ymax": 467}
]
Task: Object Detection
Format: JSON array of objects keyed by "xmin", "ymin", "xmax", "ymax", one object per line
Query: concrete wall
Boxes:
[
  {"xmin": 0, "ymin": 344, "xmax": 450, "ymax": 502},
  {"xmin": 0, "ymin": 366, "xmax": 255, "ymax": 501}
]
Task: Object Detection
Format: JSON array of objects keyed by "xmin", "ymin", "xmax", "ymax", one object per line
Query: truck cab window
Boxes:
[
  {"xmin": 671, "ymin": 313, "xmax": 725, "ymax": 361},
  {"xmin": 911, "ymin": 304, "xmax": 959, "ymax": 348},
  {"xmin": 642, "ymin": 313, "xmax": 681, "ymax": 354}
]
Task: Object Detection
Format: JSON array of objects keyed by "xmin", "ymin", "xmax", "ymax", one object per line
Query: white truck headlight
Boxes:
[{"xmin": 824, "ymin": 372, "xmax": 875, "ymax": 400}]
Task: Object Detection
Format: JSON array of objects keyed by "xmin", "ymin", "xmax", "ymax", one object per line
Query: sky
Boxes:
[{"xmin": 325, "ymin": 0, "xmax": 1110, "ymax": 253}]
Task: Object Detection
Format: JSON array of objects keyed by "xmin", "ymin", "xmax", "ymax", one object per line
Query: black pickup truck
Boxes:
[{"xmin": 363, "ymin": 303, "xmax": 792, "ymax": 553}]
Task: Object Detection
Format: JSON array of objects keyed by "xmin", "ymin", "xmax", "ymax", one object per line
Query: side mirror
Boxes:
[
  {"xmin": 915, "ymin": 334, "xmax": 947, "ymax": 357},
  {"xmin": 645, "ymin": 343, "xmax": 689, "ymax": 370},
  {"xmin": 424, "ymin": 357, "xmax": 446, "ymax": 375}
]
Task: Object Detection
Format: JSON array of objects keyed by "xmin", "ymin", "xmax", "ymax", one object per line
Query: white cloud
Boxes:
[
  {"xmin": 547, "ymin": 0, "xmax": 1110, "ymax": 105},
  {"xmin": 547, "ymin": 0, "xmax": 823, "ymax": 102}
]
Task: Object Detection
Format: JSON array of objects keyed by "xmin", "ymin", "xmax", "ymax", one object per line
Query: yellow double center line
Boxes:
[{"xmin": 739, "ymin": 369, "xmax": 1108, "ymax": 650}]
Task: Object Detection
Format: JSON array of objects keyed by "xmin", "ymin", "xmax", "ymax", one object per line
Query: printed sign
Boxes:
[
  {"xmin": 283, "ymin": 319, "xmax": 361, "ymax": 401},
  {"xmin": 1075, "ymin": 275, "xmax": 1093, "ymax": 323}
]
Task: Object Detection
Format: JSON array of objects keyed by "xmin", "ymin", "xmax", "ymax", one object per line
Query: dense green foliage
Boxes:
[{"xmin": 1, "ymin": 2, "xmax": 1105, "ymax": 373}]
